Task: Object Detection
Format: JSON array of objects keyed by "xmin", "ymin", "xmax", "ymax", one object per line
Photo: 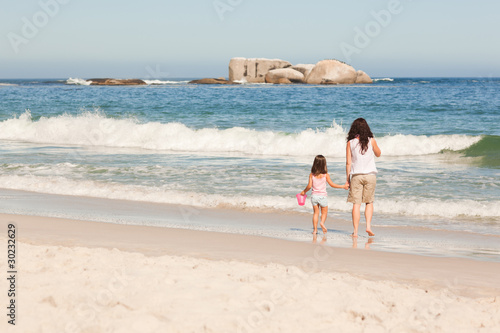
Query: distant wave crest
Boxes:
[
  {"xmin": 143, "ymin": 79, "xmax": 189, "ymax": 85},
  {"xmin": 66, "ymin": 78, "xmax": 91, "ymax": 85},
  {"xmin": 232, "ymin": 78, "xmax": 270, "ymax": 85},
  {"xmin": 65, "ymin": 77, "xmax": 188, "ymax": 85},
  {"xmin": 373, "ymin": 78, "xmax": 394, "ymax": 82}
]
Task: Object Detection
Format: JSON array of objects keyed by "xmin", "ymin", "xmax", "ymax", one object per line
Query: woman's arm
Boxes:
[
  {"xmin": 346, "ymin": 141, "xmax": 352, "ymax": 185},
  {"xmin": 372, "ymin": 138, "xmax": 381, "ymax": 157},
  {"xmin": 300, "ymin": 173, "xmax": 313, "ymax": 195},
  {"xmin": 326, "ymin": 174, "xmax": 349, "ymax": 189}
]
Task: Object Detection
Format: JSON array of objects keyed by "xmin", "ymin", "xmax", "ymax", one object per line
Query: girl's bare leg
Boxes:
[
  {"xmin": 365, "ymin": 203, "xmax": 375, "ymax": 236},
  {"xmin": 312, "ymin": 205, "xmax": 320, "ymax": 234},
  {"xmin": 320, "ymin": 206, "xmax": 328, "ymax": 234},
  {"xmin": 352, "ymin": 203, "xmax": 361, "ymax": 237}
]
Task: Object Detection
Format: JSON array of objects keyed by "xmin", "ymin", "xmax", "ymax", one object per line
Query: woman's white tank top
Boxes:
[{"xmin": 350, "ymin": 138, "xmax": 377, "ymax": 175}]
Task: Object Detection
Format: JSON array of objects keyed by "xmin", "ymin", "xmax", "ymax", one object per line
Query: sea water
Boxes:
[{"xmin": 0, "ymin": 78, "xmax": 499, "ymax": 259}]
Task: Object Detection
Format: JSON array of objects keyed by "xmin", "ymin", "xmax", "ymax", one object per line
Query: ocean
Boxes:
[{"xmin": 0, "ymin": 77, "xmax": 499, "ymax": 260}]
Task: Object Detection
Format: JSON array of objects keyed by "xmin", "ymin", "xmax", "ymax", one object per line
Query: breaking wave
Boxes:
[{"xmin": 0, "ymin": 111, "xmax": 482, "ymax": 157}]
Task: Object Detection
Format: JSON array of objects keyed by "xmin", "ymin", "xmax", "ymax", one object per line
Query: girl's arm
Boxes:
[
  {"xmin": 326, "ymin": 174, "xmax": 349, "ymax": 190},
  {"xmin": 345, "ymin": 142, "xmax": 352, "ymax": 186},
  {"xmin": 372, "ymin": 138, "xmax": 381, "ymax": 157},
  {"xmin": 300, "ymin": 174, "xmax": 313, "ymax": 196}
]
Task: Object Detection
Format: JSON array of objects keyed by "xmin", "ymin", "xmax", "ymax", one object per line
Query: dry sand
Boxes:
[{"xmin": 1, "ymin": 213, "xmax": 499, "ymax": 332}]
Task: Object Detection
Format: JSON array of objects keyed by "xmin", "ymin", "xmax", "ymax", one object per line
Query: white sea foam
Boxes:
[
  {"xmin": 232, "ymin": 78, "xmax": 270, "ymax": 85},
  {"xmin": 0, "ymin": 111, "xmax": 481, "ymax": 157},
  {"xmin": 0, "ymin": 174, "xmax": 294, "ymax": 210},
  {"xmin": 66, "ymin": 78, "xmax": 91, "ymax": 85},
  {"xmin": 143, "ymin": 79, "xmax": 189, "ymax": 85},
  {"xmin": 232, "ymin": 78, "xmax": 247, "ymax": 84},
  {"xmin": 373, "ymin": 78, "xmax": 394, "ymax": 82},
  {"xmin": 0, "ymin": 174, "xmax": 498, "ymax": 219},
  {"xmin": 377, "ymin": 134, "xmax": 481, "ymax": 156},
  {"xmin": 376, "ymin": 197, "xmax": 500, "ymax": 219},
  {"xmin": 0, "ymin": 83, "xmax": 18, "ymax": 86},
  {"xmin": 66, "ymin": 78, "xmax": 188, "ymax": 85}
]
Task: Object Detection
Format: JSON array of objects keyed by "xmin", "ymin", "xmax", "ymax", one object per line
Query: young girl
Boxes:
[{"xmin": 301, "ymin": 155, "xmax": 348, "ymax": 234}]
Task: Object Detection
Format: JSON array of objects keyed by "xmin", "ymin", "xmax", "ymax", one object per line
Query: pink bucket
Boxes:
[{"xmin": 296, "ymin": 193, "xmax": 307, "ymax": 206}]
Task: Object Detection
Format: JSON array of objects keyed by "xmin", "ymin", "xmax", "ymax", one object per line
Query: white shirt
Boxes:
[{"xmin": 350, "ymin": 138, "xmax": 377, "ymax": 175}]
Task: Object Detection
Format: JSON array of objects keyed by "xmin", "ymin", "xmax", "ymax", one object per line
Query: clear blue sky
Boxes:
[{"xmin": 1, "ymin": 0, "xmax": 499, "ymax": 78}]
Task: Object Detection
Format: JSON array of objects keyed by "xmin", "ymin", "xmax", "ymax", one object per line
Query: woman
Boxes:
[{"xmin": 345, "ymin": 118, "xmax": 381, "ymax": 237}]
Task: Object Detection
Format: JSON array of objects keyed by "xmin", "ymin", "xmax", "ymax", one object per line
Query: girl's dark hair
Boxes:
[
  {"xmin": 311, "ymin": 155, "xmax": 328, "ymax": 176},
  {"xmin": 347, "ymin": 118, "xmax": 374, "ymax": 154}
]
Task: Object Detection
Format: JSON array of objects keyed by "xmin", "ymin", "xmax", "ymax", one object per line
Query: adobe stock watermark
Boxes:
[
  {"xmin": 7, "ymin": 0, "xmax": 71, "ymax": 54},
  {"xmin": 144, "ymin": 64, "xmax": 170, "ymax": 81},
  {"xmin": 213, "ymin": 0, "xmax": 244, "ymax": 21},
  {"xmin": 64, "ymin": 267, "xmax": 131, "ymax": 333},
  {"xmin": 340, "ymin": 0, "xmax": 409, "ymax": 62}
]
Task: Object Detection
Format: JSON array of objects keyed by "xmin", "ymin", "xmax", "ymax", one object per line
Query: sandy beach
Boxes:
[{"xmin": 1, "ymin": 212, "xmax": 499, "ymax": 333}]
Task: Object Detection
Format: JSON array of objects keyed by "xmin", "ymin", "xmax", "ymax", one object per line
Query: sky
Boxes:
[{"xmin": 1, "ymin": 0, "xmax": 499, "ymax": 78}]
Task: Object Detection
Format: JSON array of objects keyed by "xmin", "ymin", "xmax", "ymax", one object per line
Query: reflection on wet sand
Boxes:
[
  {"xmin": 312, "ymin": 233, "xmax": 327, "ymax": 244},
  {"xmin": 352, "ymin": 236, "xmax": 374, "ymax": 249}
]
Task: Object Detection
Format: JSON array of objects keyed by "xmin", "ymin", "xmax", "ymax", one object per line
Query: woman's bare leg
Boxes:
[
  {"xmin": 365, "ymin": 203, "xmax": 375, "ymax": 236},
  {"xmin": 352, "ymin": 203, "xmax": 361, "ymax": 237}
]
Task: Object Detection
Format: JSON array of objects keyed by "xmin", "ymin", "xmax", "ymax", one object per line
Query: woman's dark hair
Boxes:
[
  {"xmin": 311, "ymin": 155, "xmax": 328, "ymax": 176},
  {"xmin": 347, "ymin": 118, "xmax": 374, "ymax": 154}
]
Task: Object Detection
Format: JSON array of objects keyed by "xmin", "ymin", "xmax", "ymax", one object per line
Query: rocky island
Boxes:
[
  {"xmin": 87, "ymin": 78, "xmax": 147, "ymax": 85},
  {"xmin": 68, "ymin": 58, "xmax": 372, "ymax": 86},
  {"xmin": 189, "ymin": 57, "xmax": 372, "ymax": 85}
]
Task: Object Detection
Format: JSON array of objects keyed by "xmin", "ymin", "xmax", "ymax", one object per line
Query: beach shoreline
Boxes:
[
  {"xmin": 1, "ymin": 188, "xmax": 499, "ymax": 262},
  {"xmin": 2, "ymin": 212, "xmax": 500, "ymax": 295}
]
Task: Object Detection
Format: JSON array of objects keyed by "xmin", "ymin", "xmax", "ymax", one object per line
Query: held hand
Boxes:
[{"xmin": 344, "ymin": 181, "xmax": 350, "ymax": 190}]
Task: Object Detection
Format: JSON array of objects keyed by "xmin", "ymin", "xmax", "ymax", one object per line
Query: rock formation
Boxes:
[
  {"xmin": 88, "ymin": 79, "xmax": 147, "ymax": 85},
  {"xmin": 229, "ymin": 58, "xmax": 292, "ymax": 83},
  {"xmin": 189, "ymin": 58, "xmax": 373, "ymax": 85},
  {"xmin": 354, "ymin": 70, "xmax": 373, "ymax": 84},
  {"xmin": 277, "ymin": 78, "xmax": 292, "ymax": 84},
  {"xmin": 291, "ymin": 64, "xmax": 315, "ymax": 78},
  {"xmin": 188, "ymin": 78, "xmax": 235, "ymax": 84},
  {"xmin": 265, "ymin": 68, "xmax": 304, "ymax": 84},
  {"xmin": 305, "ymin": 60, "xmax": 358, "ymax": 85}
]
